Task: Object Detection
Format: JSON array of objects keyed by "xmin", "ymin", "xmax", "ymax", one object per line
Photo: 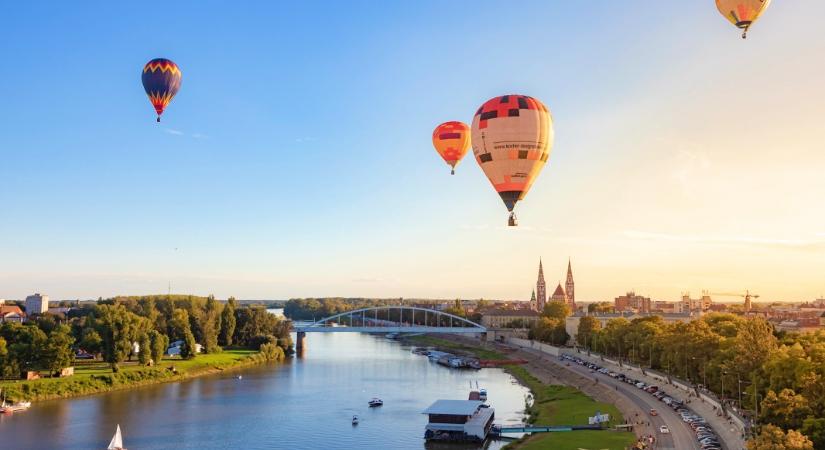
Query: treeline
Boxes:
[
  {"xmin": 575, "ymin": 313, "xmax": 825, "ymax": 449},
  {"xmin": 0, "ymin": 295, "xmax": 292, "ymax": 377},
  {"xmin": 528, "ymin": 302, "xmax": 572, "ymax": 346}
]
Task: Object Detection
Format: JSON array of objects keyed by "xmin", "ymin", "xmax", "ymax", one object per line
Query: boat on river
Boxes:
[
  {"xmin": 478, "ymin": 388, "xmax": 488, "ymax": 402},
  {"xmin": 107, "ymin": 424, "xmax": 127, "ymax": 450},
  {"xmin": 0, "ymin": 401, "xmax": 31, "ymax": 414},
  {"xmin": 423, "ymin": 399, "xmax": 495, "ymax": 443},
  {"xmin": 368, "ymin": 398, "xmax": 383, "ymax": 407},
  {"xmin": 352, "ymin": 415, "xmax": 359, "ymax": 425}
]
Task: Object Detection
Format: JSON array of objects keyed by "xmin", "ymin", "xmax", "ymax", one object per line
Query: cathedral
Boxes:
[{"xmin": 532, "ymin": 259, "xmax": 575, "ymax": 311}]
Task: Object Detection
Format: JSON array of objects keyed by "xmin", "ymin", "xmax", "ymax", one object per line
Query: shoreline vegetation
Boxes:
[
  {"xmin": 0, "ymin": 349, "xmax": 275, "ymax": 402},
  {"xmin": 0, "ymin": 295, "xmax": 292, "ymax": 402},
  {"xmin": 406, "ymin": 335, "xmax": 635, "ymax": 450}
]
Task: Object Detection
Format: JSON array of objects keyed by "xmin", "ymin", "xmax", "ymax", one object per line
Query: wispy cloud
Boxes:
[
  {"xmin": 294, "ymin": 137, "xmax": 317, "ymax": 143},
  {"xmin": 352, "ymin": 277, "xmax": 383, "ymax": 283},
  {"xmin": 623, "ymin": 230, "xmax": 825, "ymax": 251},
  {"xmin": 165, "ymin": 129, "xmax": 209, "ymax": 139}
]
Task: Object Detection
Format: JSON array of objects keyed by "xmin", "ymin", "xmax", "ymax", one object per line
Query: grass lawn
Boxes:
[
  {"xmin": 504, "ymin": 364, "xmax": 636, "ymax": 450},
  {"xmin": 0, "ymin": 349, "xmax": 261, "ymax": 401}
]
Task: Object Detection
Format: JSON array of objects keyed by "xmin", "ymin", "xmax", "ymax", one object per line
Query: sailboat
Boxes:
[{"xmin": 107, "ymin": 424, "xmax": 127, "ymax": 450}]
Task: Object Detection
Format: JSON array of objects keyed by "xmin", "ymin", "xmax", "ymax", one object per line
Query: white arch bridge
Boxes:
[{"xmin": 294, "ymin": 306, "xmax": 487, "ymax": 349}]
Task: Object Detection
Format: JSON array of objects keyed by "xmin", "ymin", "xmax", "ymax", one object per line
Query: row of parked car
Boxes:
[{"xmin": 559, "ymin": 354, "xmax": 723, "ymax": 450}]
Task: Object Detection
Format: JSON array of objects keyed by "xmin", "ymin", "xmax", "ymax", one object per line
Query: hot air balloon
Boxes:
[
  {"xmin": 716, "ymin": 0, "xmax": 772, "ymax": 39},
  {"xmin": 432, "ymin": 121, "xmax": 471, "ymax": 175},
  {"xmin": 471, "ymin": 94, "xmax": 553, "ymax": 227},
  {"xmin": 141, "ymin": 58, "xmax": 182, "ymax": 122}
]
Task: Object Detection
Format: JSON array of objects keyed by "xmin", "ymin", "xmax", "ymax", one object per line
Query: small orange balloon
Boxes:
[{"xmin": 432, "ymin": 121, "xmax": 471, "ymax": 175}]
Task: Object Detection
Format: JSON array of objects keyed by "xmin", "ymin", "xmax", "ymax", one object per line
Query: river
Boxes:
[{"xmin": 0, "ymin": 328, "xmax": 529, "ymax": 449}]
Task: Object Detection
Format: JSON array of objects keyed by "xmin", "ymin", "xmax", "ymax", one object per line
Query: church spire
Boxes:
[
  {"xmin": 565, "ymin": 258, "xmax": 575, "ymax": 308},
  {"xmin": 536, "ymin": 258, "xmax": 546, "ymax": 312}
]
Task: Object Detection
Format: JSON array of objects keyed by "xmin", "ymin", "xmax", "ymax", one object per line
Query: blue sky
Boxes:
[{"xmin": 2, "ymin": 1, "xmax": 824, "ymax": 301}]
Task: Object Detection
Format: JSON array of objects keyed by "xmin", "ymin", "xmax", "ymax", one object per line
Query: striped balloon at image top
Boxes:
[
  {"xmin": 432, "ymin": 121, "xmax": 471, "ymax": 175},
  {"xmin": 471, "ymin": 94, "xmax": 553, "ymax": 221},
  {"xmin": 142, "ymin": 58, "xmax": 182, "ymax": 122}
]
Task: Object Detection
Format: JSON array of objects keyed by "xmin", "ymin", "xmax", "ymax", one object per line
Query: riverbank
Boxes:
[
  {"xmin": 407, "ymin": 335, "xmax": 636, "ymax": 450},
  {"xmin": 0, "ymin": 349, "xmax": 276, "ymax": 402}
]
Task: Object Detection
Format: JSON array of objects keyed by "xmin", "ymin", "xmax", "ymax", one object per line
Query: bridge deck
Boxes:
[{"xmin": 295, "ymin": 326, "xmax": 485, "ymax": 333}]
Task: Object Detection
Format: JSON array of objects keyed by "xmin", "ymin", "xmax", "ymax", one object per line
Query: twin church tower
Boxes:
[{"xmin": 531, "ymin": 259, "xmax": 575, "ymax": 312}]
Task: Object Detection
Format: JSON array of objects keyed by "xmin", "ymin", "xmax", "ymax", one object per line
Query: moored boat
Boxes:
[{"xmin": 368, "ymin": 398, "xmax": 383, "ymax": 407}]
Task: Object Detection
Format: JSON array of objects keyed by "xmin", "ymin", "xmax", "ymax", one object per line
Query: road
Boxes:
[
  {"xmin": 550, "ymin": 353, "xmax": 699, "ymax": 450},
  {"xmin": 569, "ymin": 350, "xmax": 744, "ymax": 450}
]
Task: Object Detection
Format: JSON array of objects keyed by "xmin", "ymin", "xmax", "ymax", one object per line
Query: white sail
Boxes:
[{"xmin": 107, "ymin": 424, "xmax": 123, "ymax": 450}]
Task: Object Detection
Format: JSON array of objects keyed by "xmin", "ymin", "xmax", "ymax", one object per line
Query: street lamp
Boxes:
[{"xmin": 737, "ymin": 374, "xmax": 743, "ymax": 410}]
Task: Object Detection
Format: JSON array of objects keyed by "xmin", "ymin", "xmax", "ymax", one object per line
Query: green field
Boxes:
[
  {"xmin": 0, "ymin": 349, "xmax": 261, "ymax": 402},
  {"xmin": 407, "ymin": 336, "xmax": 636, "ymax": 450}
]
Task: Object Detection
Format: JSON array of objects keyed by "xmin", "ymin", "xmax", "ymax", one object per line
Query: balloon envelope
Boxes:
[
  {"xmin": 432, "ymin": 121, "xmax": 471, "ymax": 174},
  {"xmin": 142, "ymin": 58, "xmax": 182, "ymax": 121},
  {"xmin": 716, "ymin": 0, "xmax": 771, "ymax": 36},
  {"xmin": 471, "ymin": 94, "xmax": 553, "ymax": 216}
]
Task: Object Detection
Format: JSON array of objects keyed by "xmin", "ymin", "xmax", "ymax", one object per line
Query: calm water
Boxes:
[{"xmin": 0, "ymin": 332, "xmax": 529, "ymax": 449}]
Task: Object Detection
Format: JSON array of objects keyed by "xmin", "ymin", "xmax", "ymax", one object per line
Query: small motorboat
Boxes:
[
  {"xmin": 368, "ymin": 398, "xmax": 383, "ymax": 407},
  {"xmin": 237, "ymin": 375, "xmax": 243, "ymax": 380},
  {"xmin": 479, "ymin": 388, "xmax": 488, "ymax": 401},
  {"xmin": 352, "ymin": 415, "xmax": 359, "ymax": 425},
  {"xmin": 0, "ymin": 401, "xmax": 31, "ymax": 414},
  {"xmin": 107, "ymin": 424, "xmax": 127, "ymax": 450}
]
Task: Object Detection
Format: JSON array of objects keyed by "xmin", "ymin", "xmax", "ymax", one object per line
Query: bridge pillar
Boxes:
[{"xmin": 296, "ymin": 331, "xmax": 306, "ymax": 351}]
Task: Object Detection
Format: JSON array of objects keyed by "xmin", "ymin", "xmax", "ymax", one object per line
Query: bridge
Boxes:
[{"xmin": 294, "ymin": 306, "xmax": 487, "ymax": 350}]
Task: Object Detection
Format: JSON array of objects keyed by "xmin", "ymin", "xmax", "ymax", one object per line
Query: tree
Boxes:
[
  {"xmin": 543, "ymin": 302, "xmax": 571, "ymax": 320},
  {"xmin": 171, "ymin": 309, "xmax": 198, "ymax": 359},
  {"xmin": 801, "ymin": 418, "xmax": 825, "ymax": 450},
  {"xmin": 80, "ymin": 328, "xmax": 102, "ymax": 356},
  {"xmin": 181, "ymin": 328, "xmax": 197, "ymax": 359},
  {"xmin": 577, "ymin": 316, "xmax": 601, "ymax": 349},
  {"xmin": 219, "ymin": 297, "xmax": 237, "ymax": 346},
  {"xmin": 148, "ymin": 330, "xmax": 168, "ymax": 366},
  {"xmin": 201, "ymin": 295, "xmax": 221, "ymax": 353},
  {"xmin": 138, "ymin": 333, "xmax": 152, "ymax": 365},
  {"xmin": 760, "ymin": 389, "xmax": 813, "ymax": 430},
  {"xmin": 42, "ymin": 325, "xmax": 75, "ymax": 376},
  {"xmin": 747, "ymin": 424, "xmax": 813, "ymax": 450},
  {"xmin": 93, "ymin": 304, "xmax": 151, "ymax": 372}
]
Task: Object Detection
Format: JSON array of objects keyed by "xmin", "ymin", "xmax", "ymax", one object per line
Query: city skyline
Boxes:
[{"xmin": 2, "ymin": 2, "xmax": 825, "ymax": 301}]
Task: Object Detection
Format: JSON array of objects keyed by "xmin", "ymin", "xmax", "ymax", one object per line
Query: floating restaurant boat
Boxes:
[
  {"xmin": 422, "ymin": 399, "xmax": 495, "ymax": 442},
  {"xmin": 368, "ymin": 398, "xmax": 383, "ymax": 407}
]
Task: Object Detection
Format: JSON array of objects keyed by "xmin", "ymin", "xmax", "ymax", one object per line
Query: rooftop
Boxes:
[
  {"xmin": 482, "ymin": 308, "xmax": 540, "ymax": 317},
  {"xmin": 422, "ymin": 400, "xmax": 483, "ymax": 416}
]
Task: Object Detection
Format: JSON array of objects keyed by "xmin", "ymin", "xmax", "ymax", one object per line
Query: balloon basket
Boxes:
[{"xmin": 508, "ymin": 213, "xmax": 518, "ymax": 227}]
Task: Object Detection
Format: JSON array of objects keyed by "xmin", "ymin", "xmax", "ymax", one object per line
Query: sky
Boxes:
[{"xmin": 2, "ymin": 1, "xmax": 824, "ymax": 302}]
